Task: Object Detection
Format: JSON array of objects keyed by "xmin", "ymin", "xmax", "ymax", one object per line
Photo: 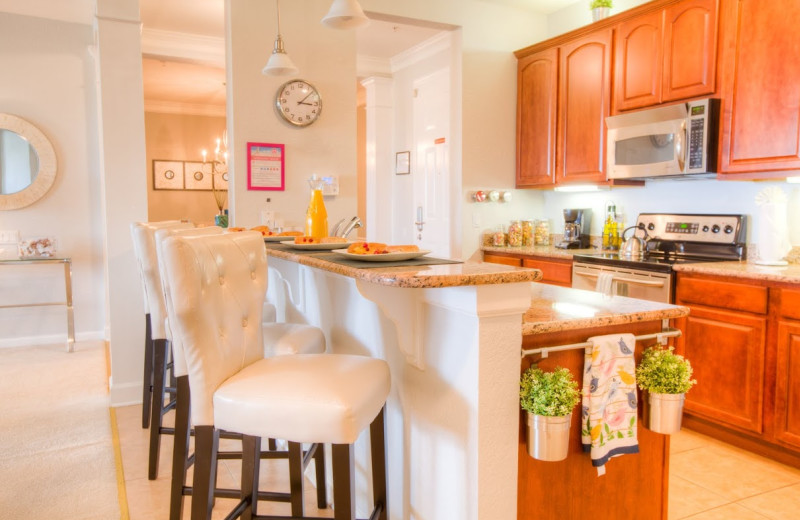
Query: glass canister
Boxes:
[
  {"xmin": 522, "ymin": 220, "xmax": 535, "ymax": 247},
  {"xmin": 507, "ymin": 220, "xmax": 524, "ymax": 247},
  {"xmin": 534, "ymin": 219, "xmax": 550, "ymax": 245},
  {"xmin": 491, "ymin": 226, "xmax": 507, "ymax": 247},
  {"xmin": 305, "ymin": 175, "xmax": 329, "ymax": 238}
]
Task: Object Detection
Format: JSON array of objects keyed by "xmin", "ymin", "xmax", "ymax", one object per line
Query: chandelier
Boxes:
[{"xmin": 202, "ymin": 131, "xmax": 228, "ymax": 217}]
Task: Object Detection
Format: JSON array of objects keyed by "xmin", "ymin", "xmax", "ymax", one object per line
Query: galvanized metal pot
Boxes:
[
  {"xmin": 526, "ymin": 412, "xmax": 572, "ymax": 461},
  {"xmin": 643, "ymin": 392, "xmax": 685, "ymax": 434}
]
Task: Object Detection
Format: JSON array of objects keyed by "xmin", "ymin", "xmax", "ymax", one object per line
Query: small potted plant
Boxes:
[
  {"xmin": 636, "ymin": 346, "xmax": 697, "ymax": 434},
  {"xmin": 590, "ymin": 0, "xmax": 613, "ymax": 22},
  {"xmin": 520, "ymin": 366, "xmax": 581, "ymax": 461}
]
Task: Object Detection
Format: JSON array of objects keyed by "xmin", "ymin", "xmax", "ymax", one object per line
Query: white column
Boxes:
[
  {"xmin": 94, "ymin": 0, "xmax": 149, "ymax": 405},
  {"xmin": 360, "ymin": 77, "xmax": 393, "ymax": 241}
]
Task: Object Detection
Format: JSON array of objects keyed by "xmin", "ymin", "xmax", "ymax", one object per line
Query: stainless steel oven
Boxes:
[{"xmin": 572, "ymin": 213, "xmax": 747, "ymax": 303}]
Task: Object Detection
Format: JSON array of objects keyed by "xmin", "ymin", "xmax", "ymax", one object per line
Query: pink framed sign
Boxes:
[{"xmin": 247, "ymin": 142, "xmax": 285, "ymax": 191}]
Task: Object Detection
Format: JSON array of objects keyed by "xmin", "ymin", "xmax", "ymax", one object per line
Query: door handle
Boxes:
[{"xmin": 415, "ymin": 206, "xmax": 425, "ymax": 232}]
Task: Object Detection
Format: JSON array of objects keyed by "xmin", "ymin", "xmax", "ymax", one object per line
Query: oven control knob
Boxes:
[
  {"xmin": 702, "ymin": 225, "xmax": 710, "ymax": 232},
  {"xmin": 724, "ymin": 225, "xmax": 734, "ymax": 234},
  {"xmin": 647, "ymin": 223, "xmax": 655, "ymax": 231},
  {"xmin": 712, "ymin": 224, "xmax": 721, "ymax": 233}
]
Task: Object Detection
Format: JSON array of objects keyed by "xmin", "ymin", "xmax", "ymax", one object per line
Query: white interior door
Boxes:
[{"xmin": 413, "ymin": 68, "xmax": 451, "ymax": 257}]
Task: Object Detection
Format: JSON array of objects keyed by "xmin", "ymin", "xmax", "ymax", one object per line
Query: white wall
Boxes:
[
  {"xmin": 0, "ymin": 12, "xmax": 105, "ymax": 347},
  {"xmin": 548, "ymin": 0, "xmax": 650, "ymax": 37}
]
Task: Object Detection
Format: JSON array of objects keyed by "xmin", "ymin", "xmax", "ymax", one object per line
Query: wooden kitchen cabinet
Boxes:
[
  {"xmin": 615, "ymin": 0, "xmax": 717, "ymax": 112},
  {"xmin": 483, "ymin": 252, "xmax": 522, "ymax": 267},
  {"xmin": 718, "ymin": 0, "xmax": 800, "ymax": 174},
  {"xmin": 516, "ymin": 48, "xmax": 558, "ymax": 187},
  {"xmin": 557, "ymin": 30, "xmax": 613, "ymax": 184},
  {"xmin": 522, "ymin": 257, "xmax": 572, "ymax": 287},
  {"xmin": 773, "ymin": 289, "xmax": 800, "ymax": 450}
]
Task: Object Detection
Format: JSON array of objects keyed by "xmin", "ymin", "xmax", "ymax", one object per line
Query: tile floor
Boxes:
[{"xmin": 117, "ymin": 404, "xmax": 800, "ymax": 520}]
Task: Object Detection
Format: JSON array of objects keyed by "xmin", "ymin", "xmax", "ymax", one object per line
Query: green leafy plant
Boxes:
[
  {"xmin": 520, "ymin": 367, "xmax": 580, "ymax": 417},
  {"xmin": 590, "ymin": 0, "xmax": 613, "ymax": 8},
  {"xmin": 636, "ymin": 346, "xmax": 697, "ymax": 394}
]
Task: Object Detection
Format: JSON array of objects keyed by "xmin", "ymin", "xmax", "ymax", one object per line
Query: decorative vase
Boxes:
[
  {"xmin": 526, "ymin": 412, "xmax": 572, "ymax": 461},
  {"xmin": 592, "ymin": 7, "xmax": 610, "ymax": 22},
  {"xmin": 642, "ymin": 392, "xmax": 685, "ymax": 434}
]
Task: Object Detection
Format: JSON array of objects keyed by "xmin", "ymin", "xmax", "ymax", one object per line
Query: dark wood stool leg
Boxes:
[
  {"xmin": 288, "ymin": 441, "xmax": 305, "ymax": 517},
  {"xmin": 169, "ymin": 375, "xmax": 191, "ymax": 520},
  {"xmin": 314, "ymin": 442, "xmax": 327, "ymax": 508},
  {"xmin": 241, "ymin": 435, "xmax": 261, "ymax": 520},
  {"xmin": 370, "ymin": 407, "xmax": 388, "ymax": 520},
  {"xmin": 191, "ymin": 426, "xmax": 219, "ymax": 520},
  {"xmin": 141, "ymin": 313, "xmax": 153, "ymax": 429},
  {"xmin": 148, "ymin": 338, "xmax": 168, "ymax": 479},
  {"xmin": 332, "ymin": 444, "xmax": 355, "ymax": 520}
]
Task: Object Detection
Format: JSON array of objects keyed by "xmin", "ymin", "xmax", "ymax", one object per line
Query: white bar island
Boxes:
[{"xmin": 265, "ymin": 247, "xmax": 541, "ymax": 520}]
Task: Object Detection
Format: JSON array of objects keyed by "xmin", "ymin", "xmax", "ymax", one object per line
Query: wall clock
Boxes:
[{"xmin": 275, "ymin": 79, "xmax": 322, "ymax": 127}]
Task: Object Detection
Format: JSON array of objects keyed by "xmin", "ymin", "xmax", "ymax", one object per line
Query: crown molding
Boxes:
[
  {"xmin": 390, "ymin": 31, "xmax": 452, "ymax": 73},
  {"xmin": 144, "ymin": 100, "xmax": 225, "ymax": 118},
  {"xmin": 141, "ymin": 27, "xmax": 225, "ymax": 68},
  {"xmin": 357, "ymin": 55, "xmax": 392, "ymax": 78}
]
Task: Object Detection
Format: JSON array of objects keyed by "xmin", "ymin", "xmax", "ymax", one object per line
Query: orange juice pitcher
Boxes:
[{"xmin": 305, "ymin": 175, "xmax": 328, "ymax": 238}]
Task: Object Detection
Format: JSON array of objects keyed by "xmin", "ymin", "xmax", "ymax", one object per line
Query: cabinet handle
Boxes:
[{"xmin": 575, "ymin": 271, "xmax": 665, "ymax": 288}]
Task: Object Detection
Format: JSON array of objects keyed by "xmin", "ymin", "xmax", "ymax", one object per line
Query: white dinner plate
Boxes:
[
  {"xmin": 264, "ymin": 235, "xmax": 302, "ymax": 242},
  {"xmin": 332, "ymin": 249, "xmax": 432, "ymax": 262},
  {"xmin": 283, "ymin": 241, "xmax": 356, "ymax": 250}
]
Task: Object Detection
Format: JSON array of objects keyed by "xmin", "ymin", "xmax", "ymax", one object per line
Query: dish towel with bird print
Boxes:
[{"xmin": 581, "ymin": 333, "xmax": 639, "ymax": 475}]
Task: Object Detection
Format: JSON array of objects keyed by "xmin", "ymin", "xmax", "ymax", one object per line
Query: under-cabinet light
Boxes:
[{"xmin": 553, "ymin": 184, "xmax": 610, "ymax": 193}]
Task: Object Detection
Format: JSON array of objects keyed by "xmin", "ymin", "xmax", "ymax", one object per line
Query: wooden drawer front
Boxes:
[
  {"xmin": 774, "ymin": 320, "xmax": 800, "ymax": 450},
  {"xmin": 676, "ymin": 276, "xmax": 767, "ymax": 314},
  {"xmin": 683, "ymin": 306, "xmax": 766, "ymax": 434},
  {"xmin": 522, "ymin": 258, "xmax": 572, "ymax": 287},
  {"xmin": 779, "ymin": 289, "xmax": 800, "ymax": 320},
  {"xmin": 483, "ymin": 253, "xmax": 522, "ymax": 267}
]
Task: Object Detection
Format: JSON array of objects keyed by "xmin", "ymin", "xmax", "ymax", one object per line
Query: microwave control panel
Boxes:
[
  {"xmin": 686, "ymin": 101, "xmax": 709, "ymax": 172},
  {"xmin": 636, "ymin": 213, "xmax": 746, "ymax": 244}
]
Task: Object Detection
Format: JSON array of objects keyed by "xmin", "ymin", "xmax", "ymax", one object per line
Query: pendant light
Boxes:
[
  {"xmin": 262, "ymin": 0, "xmax": 298, "ymax": 76},
  {"xmin": 321, "ymin": 0, "xmax": 370, "ymax": 30}
]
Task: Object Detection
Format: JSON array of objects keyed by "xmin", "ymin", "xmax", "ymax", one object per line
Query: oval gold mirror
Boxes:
[{"xmin": 0, "ymin": 114, "xmax": 57, "ymax": 210}]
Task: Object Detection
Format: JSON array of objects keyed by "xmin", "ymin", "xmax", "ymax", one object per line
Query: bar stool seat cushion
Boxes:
[{"xmin": 214, "ymin": 353, "xmax": 390, "ymax": 445}]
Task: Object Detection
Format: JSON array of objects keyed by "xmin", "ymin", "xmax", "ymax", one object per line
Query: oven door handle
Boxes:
[{"xmin": 574, "ymin": 271, "xmax": 666, "ymax": 288}]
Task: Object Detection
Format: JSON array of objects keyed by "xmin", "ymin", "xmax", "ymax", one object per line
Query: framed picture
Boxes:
[
  {"xmin": 395, "ymin": 151, "xmax": 410, "ymax": 175},
  {"xmin": 184, "ymin": 161, "xmax": 213, "ymax": 190},
  {"xmin": 247, "ymin": 142, "xmax": 285, "ymax": 191},
  {"xmin": 153, "ymin": 160, "xmax": 184, "ymax": 190},
  {"xmin": 214, "ymin": 170, "xmax": 229, "ymax": 191}
]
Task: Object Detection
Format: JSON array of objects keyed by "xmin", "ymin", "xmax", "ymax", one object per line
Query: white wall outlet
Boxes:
[
  {"xmin": 0, "ymin": 230, "xmax": 19, "ymax": 244},
  {"xmin": 260, "ymin": 211, "xmax": 275, "ymax": 226}
]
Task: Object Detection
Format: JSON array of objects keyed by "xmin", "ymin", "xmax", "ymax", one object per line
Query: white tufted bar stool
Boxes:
[
  {"xmin": 156, "ymin": 228, "xmax": 328, "ymax": 520},
  {"xmin": 131, "ymin": 220, "xmax": 194, "ymax": 479},
  {"xmin": 162, "ymin": 231, "xmax": 390, "ymax": 520}
]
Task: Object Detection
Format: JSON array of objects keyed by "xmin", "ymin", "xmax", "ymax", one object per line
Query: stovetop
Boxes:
[{"xmin": 572, "ymin": 213, "xmax": 748, "ymax": 273}]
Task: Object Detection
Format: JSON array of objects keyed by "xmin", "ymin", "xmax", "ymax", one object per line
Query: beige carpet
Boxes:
[{"xmin": 0, "ymin": 342, "xmax": 121, "ymax": 519}]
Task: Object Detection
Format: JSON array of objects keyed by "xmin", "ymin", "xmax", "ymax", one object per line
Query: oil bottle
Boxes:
[{"xmin": 602, "ymin": 202, "xmax": 619, "ymax": 251}]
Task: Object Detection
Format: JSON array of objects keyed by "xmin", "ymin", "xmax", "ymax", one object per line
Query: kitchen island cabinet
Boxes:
[
  {"xmin": 265, "ymin": 247, "xmax": 687, "ymax": 519},
  {"xmin": 673, "ymin": 266, "xmax": 800, "ymax": 468}
]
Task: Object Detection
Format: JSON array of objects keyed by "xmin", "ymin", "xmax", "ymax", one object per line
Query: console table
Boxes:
[{"xmin": 0, "ymin": 257, "xmax": 74, "ymax": 352}]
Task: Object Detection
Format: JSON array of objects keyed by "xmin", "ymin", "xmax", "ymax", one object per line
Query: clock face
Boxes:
[{"xmin": 275, "ymin": 80, "xmax": 322, "ymax": 127}]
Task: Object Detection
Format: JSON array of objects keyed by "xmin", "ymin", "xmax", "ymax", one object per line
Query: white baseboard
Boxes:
[
  {"xmin": 0, "ymin": 330, "xmax": 104, "ymax": 349},
  {"xmin": 109, "ymin": 380, "xmax": 143, "ymax": 407}
]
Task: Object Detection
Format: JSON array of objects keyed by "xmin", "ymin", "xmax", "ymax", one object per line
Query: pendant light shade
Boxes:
[
  {"xmin": 262, "ymin": 0, "xmax": 298, "ymax": 76},
  {"xmin": 321, "ymin": 0, "xmax": 370, "ymax": 30}
]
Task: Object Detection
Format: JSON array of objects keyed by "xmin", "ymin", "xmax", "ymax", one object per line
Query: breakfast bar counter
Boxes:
[{"xmin": 265, "ymin": 247, "xmax": 688, "ymax": 520}]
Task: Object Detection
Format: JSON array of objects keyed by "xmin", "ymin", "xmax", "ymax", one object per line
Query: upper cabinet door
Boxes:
[
  {"xmin": 516, "ymin": 48, "xmax": 558, "ymax": 187},
  {"xmin": 614, "ymin": 10, "xmax": 664, "ymax": 112},
  {"xmin": 662, "ymin": 0, "xmax": 718, "ymax": 103},
  {"xmin": 719, "ymin": 0, "xmax": 800, "ymax": 173},
  {"xmin": 557, "ymin": 30, "xmax": 612, "ymax": 184}
]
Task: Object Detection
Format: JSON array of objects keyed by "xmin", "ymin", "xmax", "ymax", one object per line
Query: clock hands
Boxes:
[{"xmin": 296, "ymin": 91, "xmax": 316, "ymax": 106}]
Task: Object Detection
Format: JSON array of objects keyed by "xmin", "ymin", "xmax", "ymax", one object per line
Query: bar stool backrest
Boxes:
[{"xmin": 161, "ymin": 231, "xmax": 267, "ymax": 426}]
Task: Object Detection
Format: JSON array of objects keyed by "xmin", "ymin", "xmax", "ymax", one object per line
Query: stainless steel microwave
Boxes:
[{"xmin": 606, "ymin": 98, "xmax": 719, "ymax": 180}]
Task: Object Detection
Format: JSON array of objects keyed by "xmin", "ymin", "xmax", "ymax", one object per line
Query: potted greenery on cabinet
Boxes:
[
  {"xmin": 520, "ymin": 367, "xmax": 581, "ymax": 461},
  {"xmin": 636, "ymin": 346, "xmax": 697, "ymax": 434},
  {"xmin": 590, "ymin": 0, "xmax": 612, "ymax": 22}
]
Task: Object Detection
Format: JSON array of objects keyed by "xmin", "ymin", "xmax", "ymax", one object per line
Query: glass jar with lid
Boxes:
[
  {"xmin": 491, "ymin": 226, "xmax": 507, "ymax": 247},
  {"xmin": 507, "ymin": 220, "xmax": 524, "ymax": 247},
  {"xmin": 522, "ymin": 220, "xmax": 535, "ymax": 247},
  {"xmin": 534, "ymin": 219, "xmax": 550, "ymax": 245}
]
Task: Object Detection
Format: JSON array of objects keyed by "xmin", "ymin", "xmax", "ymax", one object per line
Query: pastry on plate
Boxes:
[
  {"xmin": 226, "ymin": 227, "xmax": 246, "ymax": 232},
  {"xmin": 294, "ymin": 236, "xmax": 321, "ymax": 244},
  {"xmin": 347, "ymin": 242, "xmax": 389, "ymax": 255},
  {"xmin": 320, "ymin": 237, "xmax": 347, "ymax": 244},
  {"xmin": 386, "ymin": 245, "xmax": 419, "ymax": 253},
  {"xmin": 250, "ymin": 225, "xmax": 271, "ymax": 236},
  {"xmin": 278, "ymin": 230, "xmax": 303, "ymax": 237}
]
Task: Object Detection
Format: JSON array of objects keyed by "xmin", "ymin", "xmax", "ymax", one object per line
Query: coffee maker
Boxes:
[{"xmin": 556, "ymin": 208, "xmax": 592, "ymax": 249}]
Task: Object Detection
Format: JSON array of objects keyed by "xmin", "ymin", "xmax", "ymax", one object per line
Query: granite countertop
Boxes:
[
  {"xmin": 266, "ymin": 247, "xmax": 543, "ymax": 288},
  {"xmin": 523, "ymin": 284, "xmax": 689, "ymax": 336},
  {"xmin": 673, "ymin": 261, "xmax": 800, "ymax": 284},
  {"xmin": 482, "ymin": 244, "xmax": 600, "ymax": 259}
]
